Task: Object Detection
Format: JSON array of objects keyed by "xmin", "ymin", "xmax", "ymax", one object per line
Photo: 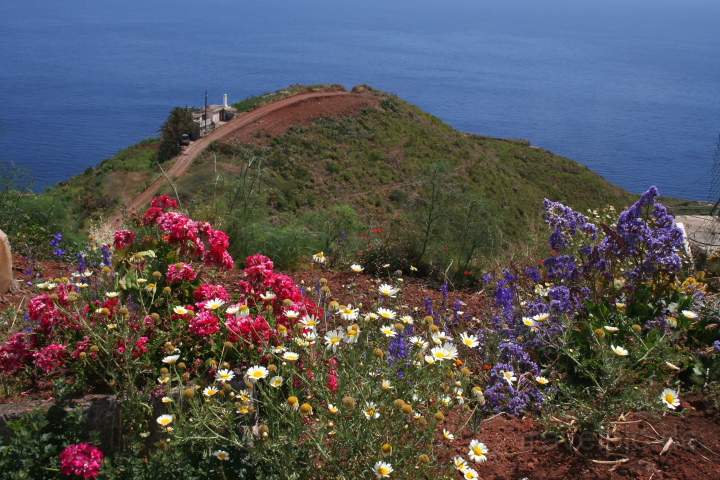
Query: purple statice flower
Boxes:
[
  {"xmin": 543, "ymin": 255, "xmax": 579, "ymax": 282},
  {"xmin": 440, "ymin": 282, "xmax": 449, "ymax": 304},
  {"xmin": 595, "ymin": 187, "xmax": 685, "ymax": 283},
  {"xmin": 714, "ymin": 340, "xmax": 720, "ymax": 353},
  {"xmin": 481, "ymin": 272, "xmax": 494, "ymax": 286},
  {"xmin": 100, "ymin": 244, "xmax": 112, "ymax": 267},
  {"xmin": 49, "ymin": 232, "xmax": 66, "ymax": 257},
  {"xmin": 77, "ymin": 252, "xmax": 88, "ymax": 273},
  {"xmin": 423, "ymin": 297, "xmax": 434, "ymax": 317},
  {"xmin": 524, "ymin": 266, "xmax": 542, "ymax": 284},
  {"xmin": 543, "ymin": 199, "xmax": 597, "ymax": 251}
]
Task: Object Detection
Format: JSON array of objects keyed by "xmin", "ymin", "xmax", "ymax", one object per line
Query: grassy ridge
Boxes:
[{"xmin": 36, "ymin": 86, "xmax": 632, "ymax": 274}]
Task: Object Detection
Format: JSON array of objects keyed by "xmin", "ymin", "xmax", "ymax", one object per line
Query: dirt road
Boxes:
[{"xmin": 110, "ymin": 89, "xmax": 365, "ymax": 226}]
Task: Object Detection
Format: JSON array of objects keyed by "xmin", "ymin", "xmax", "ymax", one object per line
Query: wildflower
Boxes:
[
  {"xmin": 381, "ymin": 379, "xmax": 393, "ymax": 390},
  {"xmin": 430, "ymin": 343, "xmax": 458, "ymax": 362},
  {"xmin": 400, "ymin": 315, "xmax": 414, "ymax": 325},
  {"xmin": 312, "ymin": 251, "xmax": 326, "ymax": 264},
  {"xmin": 443, "ymin": 429, "xmax": 455, "ymax": 441},
  {"xmin": 453, "ymin": 456, "xmax": 468, "ymax": 471},
  {"xmin": 324, "ymin": 329, "xmax": 345, "ymax": 352},
  {"xmin": 173, "ymin": 306, "xmax": 189, "ymax": 316},
  {"xmin": 162, "ymin": 354, "xmax": 180, "ymax": 365},
  {"xmin": 409, "ymin": 336, "xmax": 429, "ymax": 350},
  {"xmin": 381, "ymin": 443, "xmax": 393, "ymax": 456},
  {"xmin": 161, "ymin": 396, "xmax": 173, "ymax": 404},
  {"xmin": 328, "ymin": 403, "xmax": 339, "ymax": 414},
  {"xmin": 259, "ymin": 291, "xmax": 276, "ymax": 301},
  {"xmin": 33, "ymin": 344, "xmax": 67, "ymax": 373},
  {"xmin": 460, "ymin": 332, "xmax": 479, "ymax": 348},
  {"xmin": 283, "ymin": 351, "xmax": 299, "ymax": 362},
  {"xmin": 522, "ymin": 317, "xmax": 537, "ymax": 329},
  {"xmin": 301, "ymin": 315, "xmax": 319, "ymax": 329},
  {"xmin": 345, "ymin": 324, "xmax": 361, "ymax": 343},
  {"xmin": 246, "ymin": 365, "xmax": 269, "ymax": 382},
  {"xmin": 535, "ymin": 376, "xmax": 550, "ymax": 385},
  {"xmin": 299, "ymin": 402, "xmax": 313, "ymax": 416},
  {"xmin": 364, "ymin": 312, "xmax": 380, "ymax": 322},
  {"xmin": 611, "ymin": 344, "xmax": 629, "ymax": 356},
  {"xmin": 204, "ymin": 298, "xmax": 225, "ymax": 310},
  {"xmin": 287, "ymin": 395, "xmax": 300, "ymax": 410},
  {"xmin": 603, "ymin": 325, "xmax": 619, "ymax": 333},
  {"xmin": 215, "ymin": 369, "xmax": 235, "ymax": 383},
  {"xmin": 59, "ymin": 443, "xmax": 104, "ymax": 479},
  {"xmin": 661, "ymin": 388, "xmax": 680, "ymax": 409},
  {"xmin": 533, "ymin": 312, "xmax": 550, "ymax": 322},
  {"xmin": 681, "ymin": 310, "xmax": 698, "ymax": 320},
  {"xmin": 156, "ymin": 414, "xmax": 174, "ymax": 427},
  {"xmin": 380, "ymin": 325, "xmax": 397, "ymax": 338},
  {"xmin": 463, "ymin": 468, "xmax": 479, "ymax": 480},
  {"xmin": 351, "ymin": 263, "xmax": 364, "ymax": 273},
  {"xmin": 468, "ymin": 440, "xmax": 489, "ymax": 463},
  {"xmin": 105, "ymin": 291, "xmax": 119, "ymax": 298},
  {"xmin": 378, "ymin": 284, "xmax": 399, "ymax": 298},
  {"xmin": 214, "ymin": 450, "xmax": 230, "ymax": 461},
  {"xmin": 188, "ymin": 311, "xmax": 220, "ymax": 336},
  {"xmin": 339, "ymin": 304, "xmax": 359, "ymax": 321},
  {"xmin": 500, "ymin": 369, "xmax": 517, "ymax": 385},
  {"xmin": 373, "ymin": 461, "xmax": 393, "ymax": 478},
  {"xmin": 377, "ymin": 307, "xmax": 397, "ymax": 321},
  {"xmin": 203, "ymin": 386, "xmax": 220, "ymax": 397},
  {"xmin": 363, "ymin": 402, "xmax": 380, "ymax": 420},
  {"xmin": 269, "ymin": 376, "xmax": 284, "ymax": 388}
]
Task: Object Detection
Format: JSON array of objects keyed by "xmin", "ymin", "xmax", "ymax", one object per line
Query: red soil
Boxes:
[{"xmin": 221, "ymin": 93, "xmax": 379, "ymax": 146}]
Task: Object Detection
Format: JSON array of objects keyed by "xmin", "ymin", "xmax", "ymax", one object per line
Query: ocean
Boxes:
[{"xmin": 0, "ymin": 0, "xmax": 718, "ymax": 200}]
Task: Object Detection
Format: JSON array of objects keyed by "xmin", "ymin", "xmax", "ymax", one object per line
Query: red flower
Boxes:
[
  {"xmin": 33, "ymin": 343, "xmax": 68, "ymax": 373},
  {"xmin": 132, "ymin": 336, "xmax": 150, "ymax": 358},
  {"xmin": 193, "ymin": 284, "xmax": 230, "ymax": 302},
  {"xmin": 225, "ymin": 315, "xmax": 271, "ymax": 344},
  {"xmin": 0, "ymin": 332, "xmax": 34, "ymax": 375},
  {"xmin": 167, "ymin": 262, "xmax": 197, "ymax": 283},
  {"xmin": 150, "ymin": 194, "xmax": 179, "ymax": 210},
  {"xmin": 113, "ymin": 229, "xmax": 136, "ymax": 250},
  {"xmin": 189, "ymin": 311, "xmax": 220, "ymax": 336},
  {"xmin": 59, "ymin": 443, "xmax": 104, "ymax": 479}
]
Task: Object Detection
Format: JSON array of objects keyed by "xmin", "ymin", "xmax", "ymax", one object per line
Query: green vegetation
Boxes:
[
  {"xmin": 168, "ymin": 91, "xmax": 632, "ymax": 277},
  {"xmin": 158, "ymin": 107, "xmax": 199, "ymax": 163},
  {"xmin": 4, "ymin": 86, "xmax": 634, "ymax": 277}
]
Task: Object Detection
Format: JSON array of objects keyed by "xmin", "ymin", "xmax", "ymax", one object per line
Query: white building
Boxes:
[{"xmin": 193, "ymin": 94, "xmax": 237, "ymax": 134}]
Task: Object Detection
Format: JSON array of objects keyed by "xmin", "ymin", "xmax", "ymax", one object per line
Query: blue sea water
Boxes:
[{"xmin": 0, "ymin": 0, "xmax": 718, "ymax": 200}]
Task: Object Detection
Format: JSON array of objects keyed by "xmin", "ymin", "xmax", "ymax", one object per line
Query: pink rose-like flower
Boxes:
[
  {"xmin": 59, "ymin": 443, "xmax": 104, "ymax": 479},
  {"xmin": 167, "ymin": 262, "xmax": 198, "ymax": 283},
  {"xmin": 193, "ymin": 284, "xmax": 230, "ymax": 302},
  {"xmin": 33, "ymin": 343, "xmax": 67, "ymax": 373},
  {"xmin": 189, "ymin": 311, "xmax": 220, "ymax": 336},
  {"xmin": 113, "ymin": 229, "xmax": 136, "ymax": 250}
]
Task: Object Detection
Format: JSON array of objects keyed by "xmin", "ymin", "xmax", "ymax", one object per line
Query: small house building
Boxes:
[{"xmin": 193, "ymin": 94, "xmax": 237, "ymax": 134}]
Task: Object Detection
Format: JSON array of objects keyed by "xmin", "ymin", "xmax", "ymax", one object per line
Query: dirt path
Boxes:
[{"xmin": 109, "ymin": 90, "xmax": 362, "ymax": 227}]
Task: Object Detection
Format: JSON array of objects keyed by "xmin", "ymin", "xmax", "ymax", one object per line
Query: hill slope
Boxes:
[{"xmin": 47, "ymin": 85, "xmax": 632, "ymax": 275}]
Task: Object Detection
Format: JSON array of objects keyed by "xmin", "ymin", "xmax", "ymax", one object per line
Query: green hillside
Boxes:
[{"xmin": 40, "ymin": 86, "xmax": 632, "ymax": 277}]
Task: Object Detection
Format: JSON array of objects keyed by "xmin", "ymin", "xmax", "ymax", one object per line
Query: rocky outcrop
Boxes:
[{"xmin": 0, "ymin": 229, "xmax": 14, "ymax": 293}]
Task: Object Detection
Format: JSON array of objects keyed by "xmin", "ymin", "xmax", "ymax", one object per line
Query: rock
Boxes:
[{"xmin": 0, "ymin": 229, "xmax": 15, "ymax": 293}]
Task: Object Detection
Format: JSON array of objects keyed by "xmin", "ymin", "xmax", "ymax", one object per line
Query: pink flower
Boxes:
[
  {"xmin": 59, "ymin": 443, "xmax": 104, "ymax": 479},
  {"xmin": 28, "ymin": 294, "xmax": 61, "ymax": 334},
  {"xmin": 113, "ymin": 229, "xmax": 136, "ymax": 250},
  {"xmin": 193, "ymin": 284, "xmax": 230, "ymax": 302},
  {"xmin": 150, "ymin": 194, "xmax": 179, "ymax": 210},
  {"xmin": 189, "ymin": 311, "xmax": 220, "ymax": 336},
  {"xmin": 225, "ymin": 315, "xmax": 271, "ymax": 344},
  {"xmin": 167, "ymin": 262, "xmax": 197, "ymax": 283},
  {"xmin": 33, "ymin": 343, "xmax": 68, "ymax": 373},
  {"xmin": 132, "ymin": 336, "xmax": 149, "ymax": 358},
  {"xmin": 0, "ymin": 332, "xmax": 34, "ymax": 375}
]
